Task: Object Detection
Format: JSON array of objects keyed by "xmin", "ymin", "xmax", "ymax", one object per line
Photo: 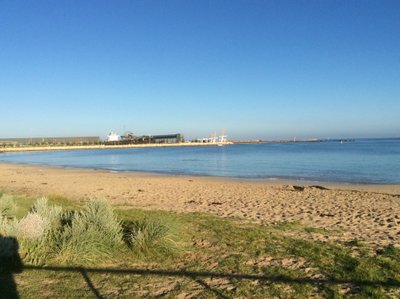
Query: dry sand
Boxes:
[{"xmin": 1, "ymin": 162, "xmax": 399, "ymax": 248}]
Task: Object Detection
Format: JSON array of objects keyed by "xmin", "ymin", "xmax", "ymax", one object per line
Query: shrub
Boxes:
[
  {"xmin": 0, "ymin": 194, "xmax": 17, "ymax": 217},
  {"xmin": 17, "ymin": 213, "xmax": 45, "ymax": 240},
  {"xmin": 79, "ymin": 199, "xmax": 122, "ymax": 246},
  {"xmin": 1, "ymin": 195, "xmax": 178, "ymax": 265},
  {"xmin": 31, "ymin": 197, "xmax": 62, "ymax": 231},
  {"xmin": 20, "ymin": 235, "xmax": 51, "ymax": 265},
  {"xmin": 123, "ymin": 219, "xmax": 177, "ymax": 256},
  {"xmin": 17, "ymin": 198, "xmax": 61, "ymax": 264},
  {"xmin": 53, "ymin": 199, "xmax": 123, "ymax": 264},
  {"xmin": 0, "ymin": 213, "xmax": 18, "ymax": 236}
]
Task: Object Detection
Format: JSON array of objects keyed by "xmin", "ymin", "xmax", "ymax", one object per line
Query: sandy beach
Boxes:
[{"xmin": 0, "ymin": 162, "xmax": 399, "ymax": 248}]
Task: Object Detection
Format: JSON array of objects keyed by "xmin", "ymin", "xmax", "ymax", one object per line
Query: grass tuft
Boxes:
[
  {"xmin": 0, "ymin": 194, "xmax": 18, "ymax": 216},
  {"xmin": 122, "ymin": 219, "xmax": 178, "ymax": 257},
  {"xmin": 1, "ymin": 197, "xmax": 125, "ymax": 265},
  {"xmin": 53, "ymin": 199, "xmax": 123, "ymax": 264},
  {"xmin": 17, "ymin": 212, "xmax": 45, "ymax": 240},
  {"xmin": 0, "ymin": 213, "xmax": 18, "ymax": 236}
]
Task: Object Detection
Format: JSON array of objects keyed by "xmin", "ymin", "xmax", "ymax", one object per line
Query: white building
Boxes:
[{"xmin": 107, "ymin": 132, "xmax": 121, "ymax": 142}]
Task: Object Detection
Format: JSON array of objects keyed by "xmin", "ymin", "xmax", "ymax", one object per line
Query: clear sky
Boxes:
[{"xmin": 1, "ymin": 1, "xmax": 399, "ymax": 140}]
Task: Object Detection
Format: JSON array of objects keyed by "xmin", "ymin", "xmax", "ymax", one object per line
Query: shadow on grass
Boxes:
[
  {"xmin": 0, "ymin": 236, "xmax": 23, "ymax": 299},
  {"xmin": 2, "ymin": 234, "xmax": 399, "ymax": 298},
  {"xmin": 22, "ymin": 264, "xmax": 400, "ymax": 298},
  {"xmin": 2, "ymin": 234, "xmax": 400, "ymax": 298}
]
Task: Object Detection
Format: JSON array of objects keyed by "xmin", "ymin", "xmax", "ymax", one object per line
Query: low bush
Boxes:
[
  {"xmin": 123, "ymin": 219, "xmax": 178, "ymax": 257},
  {"xmin": 31, "ymin": 197, "xmax": 62, "ymax": 230},
  {"xmin": 53, "ymin": 199, "xmax": 123, "ymax": 264},
  {"xmin": 0, "ymin": 194, "xmax": 17, "ymax": 216},
  {"xmin": 17, "ymin": 213, "xmax": 45, "ymax": 240},
  {"xmin": 1, "ymin": 197, "xmax": 123, "ymax": 265},
  {"xmin": 1, "ymin": 195, "xmax": 179, "ymax": 265},
  {"xmin": 0, "ymin": 213, "xmax": 18, "ymax": 236}
]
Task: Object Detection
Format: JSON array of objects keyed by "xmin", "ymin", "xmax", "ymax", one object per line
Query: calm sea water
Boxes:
[{"xmin": 1, "ymin": 138, "xmax": 399, "ymax": 184}]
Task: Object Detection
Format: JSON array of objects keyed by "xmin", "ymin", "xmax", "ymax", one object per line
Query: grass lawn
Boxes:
[{"xmin": 1, "ymin": 192, "xmax": 400, "ymax": 298}]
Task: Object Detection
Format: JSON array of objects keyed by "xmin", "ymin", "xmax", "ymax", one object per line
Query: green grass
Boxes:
[
  {"xmin": 304, "ymin": 226, "xmax": 342, "ymax": 235},
  {"xmin": 1, "ymin": 193, "xmax": 400, "ymax": 298}
]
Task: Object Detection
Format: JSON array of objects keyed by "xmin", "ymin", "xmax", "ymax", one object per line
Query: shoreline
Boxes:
[
  {"xmin": 0, "ymin": 142, "xmax": 233, "ymax": 153},
  {"xmin": 1, "ymin": 162, "xmax": 399, "ymax": 247},
  {"xmin": 0, "ymin": 160, "xmax": 399, "ymax": 193},
  {"xmin": 3, "ymin": 161, "xmax": 400, "ymax": 193}
]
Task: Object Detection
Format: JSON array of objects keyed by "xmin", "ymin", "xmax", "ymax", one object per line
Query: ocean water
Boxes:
[{"xmin": 1, "ymin": 138, "xmax": 399, "ymax": 184}]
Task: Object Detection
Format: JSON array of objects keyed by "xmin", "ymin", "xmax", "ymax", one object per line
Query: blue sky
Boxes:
[{"xmin": 1, "ymin": 0, "xmax": 399, "ymax": 140}]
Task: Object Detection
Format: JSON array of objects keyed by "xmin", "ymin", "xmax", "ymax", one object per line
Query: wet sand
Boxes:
[{"xmin": 0, "ymin": 162, "xmax": 399, "ymax": 247}]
